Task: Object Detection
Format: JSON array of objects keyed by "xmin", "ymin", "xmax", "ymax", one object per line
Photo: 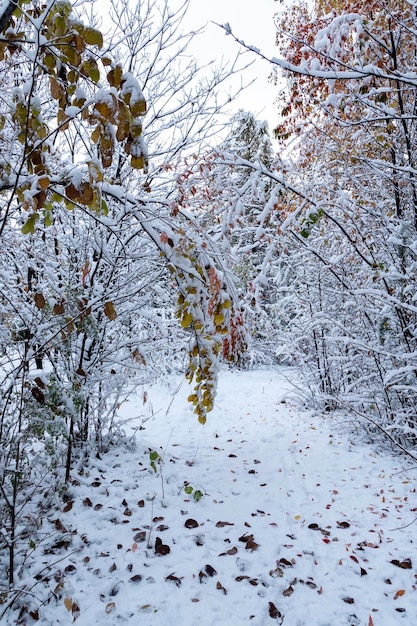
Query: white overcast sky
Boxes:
[{"xmin": 183, "ymin": 0, "xmax": 279, "ymax": 131}]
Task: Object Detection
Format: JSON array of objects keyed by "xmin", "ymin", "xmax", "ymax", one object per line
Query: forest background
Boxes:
[{"xmin": 1, "ymin": 0, "xmax": 417, "ymax": 619}]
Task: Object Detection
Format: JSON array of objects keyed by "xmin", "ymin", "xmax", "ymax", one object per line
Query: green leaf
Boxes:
[
  {"xmin": 21, "ymin": 213, "xmax": 39, "ymax": 234},
  {"xmin": 83, "ymin": 27, "xmax": 103, "ymax": 49},
  {"xmin": 193, "ymin": 490, "xmax": 203, "ymax": 502},
  {"xmin": 184, "ymin": 485, "xmax": 193, "ymax": 495}
]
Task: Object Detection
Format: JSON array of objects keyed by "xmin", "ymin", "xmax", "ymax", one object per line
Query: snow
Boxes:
[{"xmin": 5, "ymin": 368, "xmax": 417, "ymax": 625}]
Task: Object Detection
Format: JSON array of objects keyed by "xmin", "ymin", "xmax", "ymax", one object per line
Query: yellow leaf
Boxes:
[
  {"xmin": 38, "ymin": 175, "xmax": 50, "ymax": 190},
  {"xmin": 107, "ymin": 65, "xmax": 123, "ymax": 88},
  {"xmin": 130, "ymin": 98, "xmax": 147, "ymax": 117},
  {"xmin": 131, "ymin": 155, "xmax": 144, "ymax": 170},
  {"xmin": 94, "ymin": 101, "xmax": 112, "ymax": 118},
  {"xmin": 181, "ymin": 312, "xmax": 193, "ymax": 328},
  {"xmin": 64, "ymin": 597, "xmax": 73, "ymax": 611},
  {"xmin": 91, "ymin": 126, "xmax": 101, "ymax": 144}
]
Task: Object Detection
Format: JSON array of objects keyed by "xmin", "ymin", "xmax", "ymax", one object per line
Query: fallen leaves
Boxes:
[
  {"xmin": 154, "ymin": 537, "xmax": 170, "ymax": 556},
  {"xmin": 268, "ymin": 601, "xmax": 282, "ymax": 620},
  {"xmin": 166, "ymin": 573, "xmax": 182, "ymax": 587},
  {"xmin": 185, "ymin": 518, "xmax": 199, "ymax": 529},
  {"xmin": 238, "ymin": 533, "xmax": 260, "ymax": 551},
  {"xmin": 216, "ymin": 580, "xmax": 227, "ymax": 595},
  {"xmin": 390, "ymin": 558, "xmax": 412, "ymax": 569}
]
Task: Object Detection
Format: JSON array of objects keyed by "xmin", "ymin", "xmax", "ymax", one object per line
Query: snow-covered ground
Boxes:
[{"xmin": 5, "ymin": 369, "xmax": 417, "ymax": 625}]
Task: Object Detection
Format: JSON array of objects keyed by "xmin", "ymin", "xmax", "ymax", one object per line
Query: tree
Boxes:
[
  {"xmin": 221, "ymin": 1, "xmax": 417, "ymax": 444},
  {"xmin": 0, "ymin": 0, "xmax": 247, "ymax": 597}
]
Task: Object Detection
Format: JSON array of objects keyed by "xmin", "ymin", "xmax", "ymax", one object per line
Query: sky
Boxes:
[{"xmin": 183, "ymin": 0, "xmax": 279, "ymax": 131}]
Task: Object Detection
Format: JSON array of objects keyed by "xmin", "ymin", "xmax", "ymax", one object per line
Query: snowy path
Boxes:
[{"xmin": 9, "ymin": 369, "xmax": 417, "ymax": 625}]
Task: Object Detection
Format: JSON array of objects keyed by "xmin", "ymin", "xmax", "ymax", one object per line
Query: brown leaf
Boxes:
[
  {"xmin": 391, "ymin": 558, "xmax": 412, "ymax": 569},
  {"xmin": 199, "ymin": 571, "xmax": 207, "ymax": 583},
  {"xmin": 278, "ymin": 558, "xmax": 293, "ymax": 568},
  {"xmin": 216, "ymin": 521, "xmax": 234, "ymax": 527},
  {"xmin": 155, "ymin": 537, "xmax": 170, "ymax": 556},
  {"xmin": 283, "ymin": 585, "xmax": 294, "ymax": 597},
  {"xmin": 66, "ymin": 182, "xmax": 94, "ymax": 206},
  {"xmin": 394, "ymin": 589, "xmax": 406, "ymax": 599},
  {"xmin": 105, "ymin": 602, "xmax": 116, "ymax": 614},
  {"xmin": 269, "ymin": 567, "xmax": 284, "ymax": 578},
  {"xmin": 64, "ymin": 597, "xmax": 73, "ymax": 611},
  {"xmin": 219, "ymin": 546, "xmax": 238, "ymax": 556},
  {"xmin": 268, "ymin": 602, "xmax": 282, "ymax": 620},
  {"xmin": 205, "ymin": 564, "xmax": 217, "ymax": 577},
  {"xmin": 239, "ymin": 533, "xmax": 254, "ymax": 543},
  {"xmin": 216, "ymin": 581, "xmax": 227, "ymax": 595},
  {"xmin": 337, "ymin": 521, "xmax": 350, "ymax": 529},
  {"xmin": 185, "ymin": 518, "xmax": 199, "ymax": 529},
  {"xmin": 34, "ymin": 293, "xmax": 46, "ymax": 309},
  {"xmin": 53, "ymin": 302, "xmax": 65, "ymax": 315},
  {"xmin": 104, "ymin": 301, "xmax": 117, "ymax": 321},
  {"xmin": 166, "ymin": 573, "xmax": 182, "ymax": 587},
  {"xmin": 83, "ymin": 497, "xmax": 93, "ymax": 507},
  {"xmin": 31, "ymin": 387, "xmax": 45, "ymax": 404},
  {"xmin": 308, "ymin": 523, "xmax": 321, "ymax": 530},
  {"xmin": 129, "ymin": 574, "xmax": 142, "ymax": 583},
  {"xmin": 137, "ymin": 499, "xmax": 145, "ymax": 507},
  {"xmin": 343, "ymin": 597, "xmax": 355, "ymax": 604}
]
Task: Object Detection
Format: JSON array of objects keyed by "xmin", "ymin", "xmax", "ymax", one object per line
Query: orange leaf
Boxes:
[
  {"xmin": 394, "ymin": 589, "xmax": 405, "ymax": 599},
  {"xmin": 132, "ymin": 542, "xmax": 137, "ymax": 552}
]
